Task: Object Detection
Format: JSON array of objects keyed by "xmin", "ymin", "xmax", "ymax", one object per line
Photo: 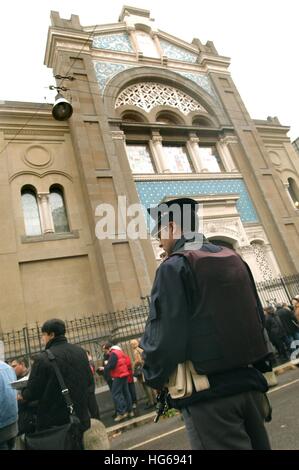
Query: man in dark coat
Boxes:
[
  {"xmin": 22, "ymin": 319, "xmax": 95, "ymax": 432},
  {"xmin": 276, "ymin": 304, "xmax": 299, "ymax": 351},
  {"xmin": 264, "ymin": 307, "xmax": 289, "ymax": 362},
  {"xmin": 140, "ymin": 198, "xmax": 271, "ymax": 450}
]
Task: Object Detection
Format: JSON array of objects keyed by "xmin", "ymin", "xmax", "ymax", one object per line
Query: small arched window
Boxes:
[
  {"xmin": 122, "ymin": 112, "xmax": 145, "ymax": 123},
  {"xmin": 288, "ymin": 178, "xmax": 299, "ymax": 208},
  {"xmin": 156, "ymin": 112, "xmax": 182, "ymax": 125},
  {"xmin": 49, "ymin": 186, "xmax": 70, "ymax": 233},
  {"xmin": 192, "ymin": 116, "xmax": 212, "ymax": 127},
  {"xmin": 21, "ymin": 186, "xmax": 42, "ymax": 236}
]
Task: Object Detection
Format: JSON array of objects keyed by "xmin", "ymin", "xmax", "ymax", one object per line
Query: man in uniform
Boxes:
[{"xmin": 140, "ymin": 198, "xmax": 271, "ymax": 450}]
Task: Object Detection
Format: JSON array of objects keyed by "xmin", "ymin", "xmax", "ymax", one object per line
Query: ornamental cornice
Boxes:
[
  {"xmin": 133, "ymin": 172, "xmax": 242, "ymax": 182},
  {"xmin": 9, "ymin": 170, "xmax": 73, "ymax": 183}
]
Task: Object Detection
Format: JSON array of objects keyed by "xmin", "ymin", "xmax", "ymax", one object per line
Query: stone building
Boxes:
[{"xmin": 1, "ymin": 6, "xmax": 299, "ymax": 330}]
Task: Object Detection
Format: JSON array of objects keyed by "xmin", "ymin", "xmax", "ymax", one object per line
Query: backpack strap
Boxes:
[{"xmin": 45, "ymin": 349, "xmax": 74, "ymax": 415}]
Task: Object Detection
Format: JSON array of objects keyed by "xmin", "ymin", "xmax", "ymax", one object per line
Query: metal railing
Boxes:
[
  {"xmin": 2, "ymin": 274, "xmax": 299, "ymax": 364},
  {"xmin": 2, "ymin": 305, "xmax": 149, "ymax": 366}
]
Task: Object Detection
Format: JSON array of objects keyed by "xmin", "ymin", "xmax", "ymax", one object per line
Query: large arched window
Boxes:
[
  {"xmin": 49, "ymin": 185, "xmax": 70, "ymax": 233},
  {"xmin": 21, "ymin": 186, "xmax": 42, "ymax": 236}
]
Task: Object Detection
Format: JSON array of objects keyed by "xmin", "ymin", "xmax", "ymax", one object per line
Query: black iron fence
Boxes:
[
  {"xmin": 1, "ymin": 304, "xmax": 149, "ymax": 369},
  {"xmin": 1, "ymin": 274, "xmax": 299, "ymax": 366},
  {"xmin": 256, "ymin": 274, "xmax": 299, "ymax": 307}
]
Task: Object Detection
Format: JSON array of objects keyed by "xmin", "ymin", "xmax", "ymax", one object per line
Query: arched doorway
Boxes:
[{"xmin": 208, "ymin": 237, "xmax": 235, "ymax": 250}]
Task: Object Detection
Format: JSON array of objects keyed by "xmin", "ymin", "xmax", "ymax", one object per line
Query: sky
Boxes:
[{"xmin": 0, "ymin": 0, "xmax": 298, "ymax": 141}]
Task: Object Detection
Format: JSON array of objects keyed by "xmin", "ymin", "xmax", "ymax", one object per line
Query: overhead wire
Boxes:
[{"xmin": 0, "ymin": 23, "xmax": 99, "ymax": 157}]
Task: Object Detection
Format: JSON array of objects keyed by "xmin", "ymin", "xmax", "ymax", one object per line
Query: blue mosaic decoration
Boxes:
[
  {"xmin": 135, "ymin": 179, "xmax": 259, "ymax": 230},
  {"xmin": 92, "ymin": 33, "xmax": 133, "ymax": 53},
  {"xmin": 160, "ymin": 39, "xmax": 197, "ymax": 63},
  {"xmin": 93, "ymin": 60, "xmax": 219, "ymax": 101},
  {"xmin": 93, "ymin": 61, "xmax": 134, "ymax": 92},
  {"xmin": 176, "ymin": 71, "xmax": 218, "ymax": 101}
]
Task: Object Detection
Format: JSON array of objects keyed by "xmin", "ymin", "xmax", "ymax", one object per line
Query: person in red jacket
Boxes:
[{"xmin": 102, "ymin": 343, "xmax": 133, "ymax": 422}]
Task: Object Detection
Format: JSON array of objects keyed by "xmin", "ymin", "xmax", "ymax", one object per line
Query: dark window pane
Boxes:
[{"xmin": 49, "ymin": 189, "xmax": 70, "ymax": 233}]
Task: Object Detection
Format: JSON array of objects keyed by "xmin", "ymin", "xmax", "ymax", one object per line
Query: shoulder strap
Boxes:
[{"xmin": 45, "ymin": 349, "xmax": 74, "ymax": 414}]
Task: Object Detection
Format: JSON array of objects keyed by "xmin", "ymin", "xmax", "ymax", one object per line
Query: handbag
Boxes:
[
  {"xmin": 25, "ymin": 349, "xmax": 83, "ymax": 450},
  {"xmin": 167, "ymin": 360, "xmax": 210, "ymax": 399}
]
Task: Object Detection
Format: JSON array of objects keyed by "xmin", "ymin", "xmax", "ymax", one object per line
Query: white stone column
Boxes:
[
  {"xmin": 38, "ymin": 193, "xmax": 54, "ymax": 233},
  {"xmin": 152, "ymin": 33, "xmax": 165, "ymax": 61},
  {"xmin": 127, "ymin": 27, "xmax": 140, "ymax": 59},
  {"xmin": 148, "ymin": 139, "xmax": 163, "ymax": 173},
  {"xmin": 186, "ymin": 136, "xmax": 203, "ymax": 173},
  {"xmin": 151, "ymin": 133, "xmax": 170, "ymax": 173},
  {"xmin": 217, "ymin": 137, "xmax": 239, "ymax": 172}
]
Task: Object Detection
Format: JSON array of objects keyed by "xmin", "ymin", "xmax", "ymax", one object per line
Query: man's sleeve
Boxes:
[
  {"xmin": 22, "ymin": 354, "xmax": 48, "ymax": 402},
  {"xmin": 104, "ymin": 352, "xmax": 117, "ymax": 372},
  {"xmin": 140, "ymin": 256, "xmax": 193, "ymax": 389}
]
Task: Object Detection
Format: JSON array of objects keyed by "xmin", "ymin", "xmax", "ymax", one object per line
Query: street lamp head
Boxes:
[{"xmin": 52, "ymin": 93, "xmax": 73, "ymax": 121}]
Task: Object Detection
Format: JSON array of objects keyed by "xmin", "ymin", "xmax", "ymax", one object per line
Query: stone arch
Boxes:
[
  {"xmin": 120, "ymin": 109, "xmax": 149, "ymax": 123},
  {"xmin": 281, "ymin": 169, "xmax": 299, "ymax": 185},
  {"xmin": 103, "ymin": 66, "xmax": 224, "ymax": 125},
  {"xmin": 191, "ymin": 114, "xmax": 216, "ymax": 127},
  {"xmin": 154, "ymin": 108, "xmax": 185, "ymax": 125},
  {"xmin": 206, "ymin": 233, "xmax": 239, "ymax": 250},
  {"xmin": 208, "ymin": 236, "xmax": 236, "ymax": 250}
]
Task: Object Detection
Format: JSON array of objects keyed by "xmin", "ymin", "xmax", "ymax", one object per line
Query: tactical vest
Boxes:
[{"xmin": 170, "ymin": 245, "xmax": 268, "ymax": 375}]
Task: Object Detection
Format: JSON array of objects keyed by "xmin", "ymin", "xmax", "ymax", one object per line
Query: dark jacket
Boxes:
[
  {"xmin": 276, "ymin": 307, "xmax": 299, "ymax": 336},
  {"xmin": 140, "ymin": 236, "xmax": 268, "ymax": 406},
  {"xmin": 22, "ymin": 336, "xmax": 93, "ymax": 431},
  {"xmin": 265, "ymin": 314, "xmax": 287, "ymax": 344}
]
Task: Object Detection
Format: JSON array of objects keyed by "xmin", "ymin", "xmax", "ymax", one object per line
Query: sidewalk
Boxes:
[
  {"xmin": 106, "ymin": 410, "xmax": 157, "ymax": 437},
  {"xmin": 105, "ymin": 360, "xmax": 299, "ymax": 437},
  {"xmin": 274, "ymin": 358, "xmax": 299, "ymax": 375}
]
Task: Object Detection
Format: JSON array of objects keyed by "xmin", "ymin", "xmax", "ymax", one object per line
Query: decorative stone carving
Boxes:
[
  {"xmin": 92, "ymin": 33, "xmax": 133, "ymax": 53},
  {"xmin": 175, "ymin": 71, "xmax": 219, "ymax": 101},
  {"xmin": 115, "ymin": 82, "xmax": 207, "ymax": 115},
  {"xmin": 24, "ymin": 146, "xmax": 52, "ymax": 168},
  {"xmin": 93, "ymin": 61, "xmax": 133, "ymax": 92},
  {"xmin": 250, "ymin": 241, "xmax": 274, "ymax": 281},
  {"xmin": 268, "ymin": 151, "xmax": 281, "ymax": 166},
  {"xmin": 159, "ymin": 39, "xmax": 198, "ymax": 63},
  {"xmin": 203, "ymin": 217, "xmax": 248, "ymax": 246},
  {"xmin": 111, "ymin": 130, "xmax": 126, "ymax": 141}
]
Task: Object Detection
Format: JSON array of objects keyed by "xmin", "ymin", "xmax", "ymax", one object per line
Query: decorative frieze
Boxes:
[
  {"xmin": 92, "ymin": 33, "xmax": 134, "ymax": 53},
  {"xmin": 115, "ymin": 82, "xmax": 207, "ymax": 115}
]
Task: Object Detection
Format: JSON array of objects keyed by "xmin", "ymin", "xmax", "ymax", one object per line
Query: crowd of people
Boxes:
[
  {"xmin": 0, "ymin": 318, "xmax": 156, "ymax": 450},
  {"xmin": 264, "ymin": 297, "xmax": 299, "ymax": 364}
]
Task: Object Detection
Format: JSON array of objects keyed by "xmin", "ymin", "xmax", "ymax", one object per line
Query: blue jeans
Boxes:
[{"xmin": 111, "ymin": 377, "xmax": 132, "ymax": 415}]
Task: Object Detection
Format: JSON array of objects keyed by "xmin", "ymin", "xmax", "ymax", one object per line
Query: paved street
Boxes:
[{"xmin": 110, "ymin": 368, "xmax": 299, "ymax": 450}]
